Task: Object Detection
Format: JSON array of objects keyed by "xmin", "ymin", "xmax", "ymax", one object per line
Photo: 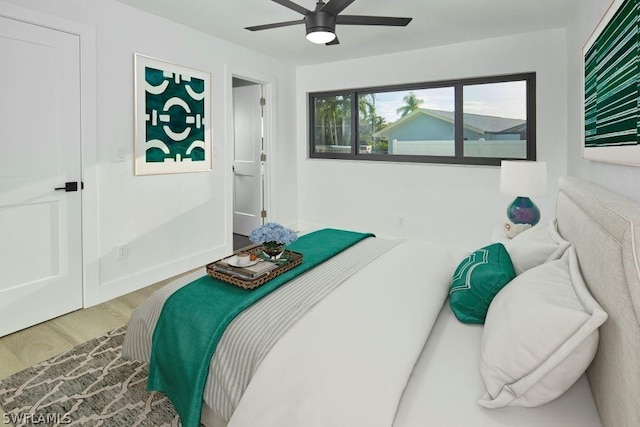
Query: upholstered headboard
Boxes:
[{"xmin": 556, "ymin": 177, "xmax": 640, "ymax": 427}]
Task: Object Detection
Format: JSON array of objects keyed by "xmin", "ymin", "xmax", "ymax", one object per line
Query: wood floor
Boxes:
[{"xmin": 0, "ymin": 274, "xmax": 185, "ymax": 426}]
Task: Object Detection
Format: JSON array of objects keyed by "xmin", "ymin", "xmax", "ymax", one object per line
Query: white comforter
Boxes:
[
  {"xmin": 226, "ymin": 240, "xmax": 467, "ymax": 427},
  {"xmin": 124, "ymin": 238, "xmax": 468, "ymax": 426}
]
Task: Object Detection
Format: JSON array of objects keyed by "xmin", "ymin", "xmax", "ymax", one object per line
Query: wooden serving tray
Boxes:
[{"xmin": 206, "ymin": 246, "xmax": 303, "ymax": 290}]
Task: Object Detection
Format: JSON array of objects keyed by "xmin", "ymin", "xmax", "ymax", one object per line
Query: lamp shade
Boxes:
[
  {"xmin": 306, "ymin": 30, "xmax": 335, "ymax": 44},
  {"xmin": 500, "ymin": 161, "xmax": 548, "ymax": 197}
]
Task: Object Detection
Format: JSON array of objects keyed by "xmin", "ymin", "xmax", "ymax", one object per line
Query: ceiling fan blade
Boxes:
[
  {"xmin": 336, "ymin": 15, "xmax": 412, "ymax": 26},
  {"xmin": 245, "ymin": 19, "xmax": 304, "ymax": 31},
  {"xmin": 320, "ymin": 0, "xmax": 356, "ymax": 16},
  {"xmin": 326, "ymin": 36, "xmax": 340, "ymax": 45},
  {"xmin": 271, "ymin": 0, "xmax": 311, "ymax": 15}
]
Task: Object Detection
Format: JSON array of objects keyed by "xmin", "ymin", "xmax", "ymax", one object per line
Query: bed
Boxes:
[{"xmin": 123, "ymin": 176, "xmax": 640, "ymax": 427}]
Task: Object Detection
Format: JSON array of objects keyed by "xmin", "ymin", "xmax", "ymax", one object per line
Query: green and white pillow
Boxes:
[{"xmin": 449, "ymin": 243, "xmax": 516, "ymax": 324}]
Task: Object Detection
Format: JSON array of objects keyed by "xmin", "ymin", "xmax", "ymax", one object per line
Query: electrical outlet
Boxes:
[
  {"xmin": 398, "ymin": 216, "xmax": 405, "ymax": 228},
  {"xmin": 116, "ymin": 146, "xmax": 127, "ymax": 162},
  {"xmin": 116, "ymin": 244, "xmax": 129, "ymax": 259}
]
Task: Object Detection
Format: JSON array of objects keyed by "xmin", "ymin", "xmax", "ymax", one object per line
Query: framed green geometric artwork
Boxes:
[
  {"xmin": 134, "ymin": 54, "xmax": 212, "ymax": 175},
  {"xmin": 583, "ymin": 0, "xmax": 640, "ymax": 166}
]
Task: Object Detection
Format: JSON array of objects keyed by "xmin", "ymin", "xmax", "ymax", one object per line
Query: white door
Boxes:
[
  {"xmin": 232, "ymin": 83, "xmax": 264, "ymax": 236},
  {"xmin": 0, "ymin": 16, "xmax": 83, "ymax": 336}
]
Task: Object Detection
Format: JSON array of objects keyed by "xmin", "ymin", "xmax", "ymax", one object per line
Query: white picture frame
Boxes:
[{"xmin": 134, "ymin": 54, "xmax": 212, "ymax": 175}]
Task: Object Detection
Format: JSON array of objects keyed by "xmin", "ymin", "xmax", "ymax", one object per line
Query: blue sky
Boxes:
[{"xmin": 371, "ymin": 81, "xmax": 527, "ymax": 124}]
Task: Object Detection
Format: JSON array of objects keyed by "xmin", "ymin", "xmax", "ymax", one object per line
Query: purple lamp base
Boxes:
[{"xmin": 507, "ymin": 196, "xmax": 540, "ymax": 226}]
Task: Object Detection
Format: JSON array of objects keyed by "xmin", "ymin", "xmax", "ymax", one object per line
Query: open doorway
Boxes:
[{"xmin": 232, "ymin": 77, "xmax": 267, "ymax": 250}]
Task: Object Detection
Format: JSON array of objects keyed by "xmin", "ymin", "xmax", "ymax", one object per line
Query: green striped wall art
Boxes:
[{"xmin": 583, "ymin": 0, "xmax": 640, "ymax": 165}]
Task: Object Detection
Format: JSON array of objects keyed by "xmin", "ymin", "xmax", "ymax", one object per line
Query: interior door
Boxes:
[
  {"xmin": 232, "ymin": 83, "xmax": 264, "ymax": 236},
  {"xmin": 0, "ymin": 16, "xmax": 83, "ymax": 336}
]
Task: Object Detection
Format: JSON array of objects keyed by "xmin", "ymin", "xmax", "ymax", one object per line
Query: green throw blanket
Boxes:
[{"xmin": 147, "ymin": 228, "xmax": 374, "ymax": 427}]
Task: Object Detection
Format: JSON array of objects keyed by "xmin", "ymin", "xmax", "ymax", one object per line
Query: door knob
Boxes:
[{"xmin": 55, "ymin": 181, "xmax": 83, "ymax": 192}]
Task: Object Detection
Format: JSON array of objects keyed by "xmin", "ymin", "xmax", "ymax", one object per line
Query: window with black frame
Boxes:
[{"xmin": 308, "ymin": 73, "xmax": 536, "ymax": 166}]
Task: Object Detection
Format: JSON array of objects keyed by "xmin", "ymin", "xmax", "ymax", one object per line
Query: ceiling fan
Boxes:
[{"xmin": 245, "ymin": 0, "xmax": 413, "ymax": 45}]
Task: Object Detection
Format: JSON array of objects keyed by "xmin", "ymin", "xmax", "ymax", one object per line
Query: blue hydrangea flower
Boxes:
[{"xmin": 249, "ymin": 223, "xmax": 298, "ymax": 245}]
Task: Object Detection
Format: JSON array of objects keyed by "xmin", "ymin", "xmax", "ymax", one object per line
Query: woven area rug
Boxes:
[{"xmin": 0, "ymin": 327, "xmax": 180, "ymax": 426}]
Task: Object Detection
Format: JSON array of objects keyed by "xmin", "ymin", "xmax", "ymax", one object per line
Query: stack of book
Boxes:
[{"xmin": 211, "ymin": 258, "xmax": 278, "ymax": 281}]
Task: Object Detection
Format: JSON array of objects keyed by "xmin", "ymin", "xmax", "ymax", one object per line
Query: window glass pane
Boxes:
[
  {"xmin": 309, "ymin": 73, "xmax": 534, "ymax": 165},
  {"xmin": 360, "ymin": 88, "xmax": 455, "ymax": 156},
  {"xmin": 463, "ymin": 81, "xmax": 527, "ymax": 159},
  {"xmin": 313, "ymin": 94, "xmax": 352, "ymax": 154}
]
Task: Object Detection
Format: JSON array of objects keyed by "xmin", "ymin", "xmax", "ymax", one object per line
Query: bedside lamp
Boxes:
[{"xmin": 500, "ymin": 161, "xmax": 547, "ymax": 226}]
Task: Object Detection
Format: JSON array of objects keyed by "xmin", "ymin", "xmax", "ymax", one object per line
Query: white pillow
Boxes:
[
  {"xmin": 504, "ymin": 219, "xmax": 571, "ymax": 275},
  {"xmin": 478, "ymin": 247, "xmax": 607, "ymax": 408}
]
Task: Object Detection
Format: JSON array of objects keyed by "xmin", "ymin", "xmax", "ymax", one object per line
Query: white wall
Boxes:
[
  {"xmin": 6, "ymin": 0, "xmax": 613, "ymax": 305},
  {"xmin": 566, "ymin": 0, "xmax": 640, "ymax": 202},
  {"xmin": 296, "ymin": 29, "xmax": 568, "ymax": 248},
  {"xmin": 1, "ymin": 0, "xmax": 297, "ymax": 305}
]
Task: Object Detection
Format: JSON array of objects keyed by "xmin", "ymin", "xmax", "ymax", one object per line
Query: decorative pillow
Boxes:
[
  {"xmin": 478, "ymin": 247, "xmax": 607, "ymax": 408},
  {"xmin": 504, "ymin": 219, "xmax": 571, "ymax": 275},
  {"xmin": 449, "ymin": 243, "xmax": 516, "ymax": 324}
]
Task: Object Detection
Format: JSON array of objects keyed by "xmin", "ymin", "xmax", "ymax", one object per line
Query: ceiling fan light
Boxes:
[{"xmin": 306, "ymin": 30, "xmax": 336, "ymax": 44}]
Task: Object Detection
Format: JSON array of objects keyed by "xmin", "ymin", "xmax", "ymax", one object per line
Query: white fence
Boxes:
[
  {"xmin": 391, "ymin": 139, "xmax": 527, "ymax": 158},
  {"xmin": 316, "ymin": 140, "xmax": 527, "ymax": 158},
  {"xmin": 315, "ymin": 145, "xmax": 352, "ymax": 154},
  {"xmin": 391, "ymin": 140, "xmax": 454, "ymax": 156}
]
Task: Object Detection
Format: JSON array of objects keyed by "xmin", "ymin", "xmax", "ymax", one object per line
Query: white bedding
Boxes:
[
  {"xmin": 393, "ymin": 302, "xmax": 602, "ymax": 427},
  {"xmin": 226, "ymin": 240, "xmax": 466, "ymax": 427},
  {"xmin": 123, "ymin": 236, "xmax": 402, "ymax": 424},
  {"xmin": 126, "ymin": 235, "xmax": 604, "ymax": 427}
]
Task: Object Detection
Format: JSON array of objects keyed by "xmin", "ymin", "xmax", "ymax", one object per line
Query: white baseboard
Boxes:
[{"xmin": 84, "ymin": 245, "xmax": 230, "ymax": 307}]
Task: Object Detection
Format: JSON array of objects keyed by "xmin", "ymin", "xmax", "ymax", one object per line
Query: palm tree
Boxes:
[
  {"xmin": 373, "ymin": 115, "xmax": 387, "ymax": 129},
  {"xmin": 359, "ymin": 94, "xmax": 376, "ymax": 124},
  {"xmin": 315, "ymin": 96, "xmax": 351, "ymax": 146},
  {"xmin": 396, "ymin": 92, "xmax": 424, "ymax": 118},
  {"xmin": 358, "ymin": 93, "xmax": 376, "ymax": 143}
]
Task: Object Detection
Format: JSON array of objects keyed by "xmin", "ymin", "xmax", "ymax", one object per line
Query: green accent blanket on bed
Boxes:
[{"xmin": 147, "ymin": 228, "xmax": 374, "ymax": 427}]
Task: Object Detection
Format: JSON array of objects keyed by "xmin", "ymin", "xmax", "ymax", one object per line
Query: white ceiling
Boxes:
[{"xmin": 117, "ymin": 0, "xmax": 580, "ymax": 66}]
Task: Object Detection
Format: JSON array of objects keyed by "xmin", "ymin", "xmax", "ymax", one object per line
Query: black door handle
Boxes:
[{"xmin": 54, "ymin": 181, "xmax": 83, "ymax": 192}]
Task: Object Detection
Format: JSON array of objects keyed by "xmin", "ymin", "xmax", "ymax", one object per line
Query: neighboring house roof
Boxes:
[
  {"xmin": 373, "ymin": 108, "xmax": 526, "ymax": 137},
  {"xmin": 499, "ymin": 122, "xmax": 528, "ymax": 134}
]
